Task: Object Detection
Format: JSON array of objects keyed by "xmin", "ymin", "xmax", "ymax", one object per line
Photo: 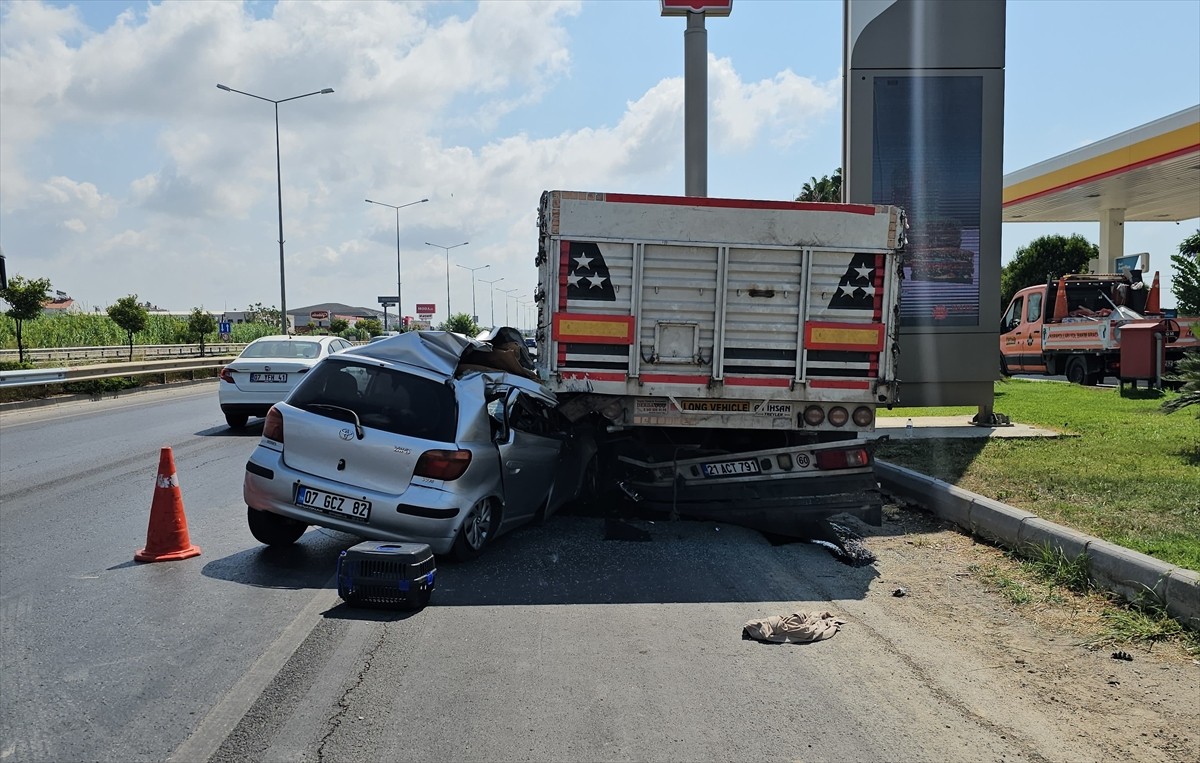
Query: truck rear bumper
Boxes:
[{"xmin": 620, "ymin": 471, "xmax": 883, "ymax": 532}]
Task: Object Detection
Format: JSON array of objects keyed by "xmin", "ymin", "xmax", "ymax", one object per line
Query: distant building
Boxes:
[{"xmin": 41, "ymin": 291, "xmax": 77, "ymax": 315}]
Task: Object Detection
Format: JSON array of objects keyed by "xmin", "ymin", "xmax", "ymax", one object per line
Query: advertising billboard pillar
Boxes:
[{"xmin": 844, "ymin": 0, "xmax": 1005, "ymax": 412}]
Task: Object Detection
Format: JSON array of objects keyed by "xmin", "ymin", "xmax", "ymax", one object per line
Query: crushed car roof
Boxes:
[{"xmin": 344, "ymin": 328, "xmax": 540, "ymax": 383}]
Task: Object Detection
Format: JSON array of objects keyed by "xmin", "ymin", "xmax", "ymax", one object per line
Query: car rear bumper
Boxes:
[{"xmin": 243, "ymin": 447, "xmax": 472, "ymax": 555}]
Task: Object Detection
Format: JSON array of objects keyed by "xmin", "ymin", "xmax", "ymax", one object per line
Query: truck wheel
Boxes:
[{"xmin": 1065, "ymin": 357, "xmax": 1088, "ymax": 385}]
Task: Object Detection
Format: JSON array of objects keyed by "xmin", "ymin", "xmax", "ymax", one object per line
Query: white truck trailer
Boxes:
[{"xmin": 531, "ymin": 191, "xmax": 907, "ymax": 535}]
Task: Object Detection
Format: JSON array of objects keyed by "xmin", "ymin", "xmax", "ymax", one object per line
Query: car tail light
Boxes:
[
  {"xmin": 803, "ymin": 405, "xmax": 825, "ymax": 426},
  {"xmin": 852, "ymin": 406, "xmax": 874, "ymax": 427},
  {"xmin": 828, "ymin": 406, "xmax": 849, "ymax": 427},
  {"xmin": 263, "ymin": 406, "xmax": 284, "ymax": 442},
  {"xmin": 815, "ymin": 447, "xmax": 871, "ymax": 470},
  {"xmin": 219, "ymin": 366, "xmax": 235, "ymax": 384},
  {"xmin": 414, "ymin": 449, "xmax": 472, "ymax": 481}
]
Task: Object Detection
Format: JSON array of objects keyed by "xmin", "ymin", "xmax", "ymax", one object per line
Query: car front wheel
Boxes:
[
  {"xmin": 451, "ymin": 498, "xmax": 497, "ymax": 562},
  {"xmin": 247, "ymin": 507, "xmax": 308, "ymax": 546}
]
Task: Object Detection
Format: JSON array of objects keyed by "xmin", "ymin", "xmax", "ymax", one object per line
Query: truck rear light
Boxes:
[
  {"xmin": 263, "ymin": 406, "xmax": 284, "ymax": 442},
  {"xmin": 414, "ymin": 450, "xmax": 472, "ymax": 481},
  {"xmin": 852, "ymin": 406, "xmax": 874, "ymax": 427},
  {"xmin": 219, "ymin": 366, "xmax": 235, "ymax": 384},
  {"xmin": 815, "ymin": 447, "xmax": 871, "ymax": 470},
  {"xmin": 828, "ymin": 406, "xmax": 849, "ymax": 427},
  {"xmin": 803, "ymin": 405, "xmax": 825, "ymax": 426}
]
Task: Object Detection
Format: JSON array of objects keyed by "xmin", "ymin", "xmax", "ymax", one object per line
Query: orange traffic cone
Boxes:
[
  {"xmin": 1052, "ymin": 278, "xmax": 1068, "ymax": 322},
  {"xmin": 135, "ymin": 446, "xmax": 201, "ymax": 563},
  {"xmin": 1145, "ymin": 271, "xmax": 1161, "ymax": 314}
]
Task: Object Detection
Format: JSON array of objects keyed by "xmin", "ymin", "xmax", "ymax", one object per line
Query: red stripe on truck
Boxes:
[{"xmin": 602, "ymin": 193, "xmax": 878, "ymax": 216}]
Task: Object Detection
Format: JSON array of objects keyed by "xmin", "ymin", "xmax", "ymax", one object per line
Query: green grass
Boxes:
[{"xmin": 877, "ymin": 379, "xmax": 1200, "ymax": 571}]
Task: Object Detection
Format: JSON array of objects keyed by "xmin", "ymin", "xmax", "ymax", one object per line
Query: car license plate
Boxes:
[
  {"xmin": 250, "ymin": 372, "xmax": 288, "ymax": 383},
  {"xmin": 701, "ymin": 459, "xmax": 761, "ymax": 478},
  {"xmin": 296, "ymin": 486, "xmax": 371, "ymax": 522}
]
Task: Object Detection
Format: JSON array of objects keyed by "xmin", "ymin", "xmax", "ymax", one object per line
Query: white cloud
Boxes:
[
  {"xmin": 710, "ymin": 56, "xmax": 840, "ymax": 151},
  {"xmin": 0, "ymin": 0, "xmax": 842, "ymax": 312}
]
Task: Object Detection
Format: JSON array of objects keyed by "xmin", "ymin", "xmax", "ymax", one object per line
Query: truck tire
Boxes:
[{"xmin": 1065, "ymin": 356, "xmax": 1096, "ymax": 386}]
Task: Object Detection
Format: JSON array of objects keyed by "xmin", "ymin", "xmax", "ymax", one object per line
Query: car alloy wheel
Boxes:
[{"xmin": 452, "ymin": 498, "xmax": 496, "ymax": 561}]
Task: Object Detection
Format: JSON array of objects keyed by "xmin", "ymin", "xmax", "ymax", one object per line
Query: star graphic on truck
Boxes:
[
  {"xmin": 566, "ymin": 241, "xmax": 616, "ymax": 301},
  {"xmin": 827, "ymin": 253, "xmax": 878, "ymax": 310}
]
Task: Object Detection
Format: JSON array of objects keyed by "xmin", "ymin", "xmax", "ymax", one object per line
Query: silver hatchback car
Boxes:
[{"xmin": 243, "ymin": 330, "xmax": 595, "ymax": 560}]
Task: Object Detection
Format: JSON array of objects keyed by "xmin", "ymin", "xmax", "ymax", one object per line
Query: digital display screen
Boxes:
[{"xmin": 872, "ymin": 76, "xmax": 983, "ymax": 327}]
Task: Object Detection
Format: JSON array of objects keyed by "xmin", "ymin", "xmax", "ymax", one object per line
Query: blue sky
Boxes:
[{"xmin": 1, "ymin": 0, "xmax": 1198, "ymax": 323}]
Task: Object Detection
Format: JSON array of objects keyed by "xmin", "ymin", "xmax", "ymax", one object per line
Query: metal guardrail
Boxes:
[
  {"xmin": 0, "ymin": 344, "xmax": 246, "ymax": 364},
  {"xmin": 0, "ymin": 357, "xmax": 237, "ymax": 389}
]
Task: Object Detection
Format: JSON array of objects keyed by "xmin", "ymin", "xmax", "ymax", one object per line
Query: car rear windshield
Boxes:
[
  {"xmin": 242, "ymin": 340, "xmax": 322, "ymax": 359},
  {"xmin": 289, "ymin": 360, "xmax": 457, "ymax": 442}
]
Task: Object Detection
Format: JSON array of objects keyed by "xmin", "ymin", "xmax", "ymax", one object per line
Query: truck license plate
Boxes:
[
  {"xmin": 701, "ymin": 459, "xmax": 761, "ymax": 478},
  {"xmin": 250, "ymin": 373, "xmax": 288, "ymax": 383},
  {"xmin": 296, "ymin": 486, "xmax": 371, "ymax": 522}
]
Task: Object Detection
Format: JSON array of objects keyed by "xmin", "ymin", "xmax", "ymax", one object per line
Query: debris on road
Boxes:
[
  {"xmin": 892, "ymin": 587, "xmax": 909, "ymax": 597},
  {"xmin": 1111, "ymin": 650, "xmax": 1134, "ymax": 661},
  {"xmin": 742, "ymin": 611, "xmax": 846, "ymax": 644}
]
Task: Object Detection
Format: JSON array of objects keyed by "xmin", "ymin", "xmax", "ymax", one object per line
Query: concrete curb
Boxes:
[{"xmin": 876, "ymin": 460, "xmax": 1200, "ymax": 631}]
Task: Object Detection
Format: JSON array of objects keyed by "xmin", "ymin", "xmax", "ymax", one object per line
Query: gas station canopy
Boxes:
[{"xmin": 1003, "ymin": 105, "xmax": 1200, "ymax": 223}]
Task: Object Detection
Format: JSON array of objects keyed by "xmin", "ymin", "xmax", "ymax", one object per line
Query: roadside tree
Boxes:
[
  {"xmin": 357, "ymin": 318, "xmax": 382, "ymax": 336},
  {"xmin": 185, "ymin": 307, "xmax": 218, "ymax": 356},
  {"xmin": 329, "ymin": 318, "xmax": 349, "ymax": 335},
  {"xmin": 1169, "ymin": 230, "xmax": 1199, "ymax": 315},
  {"xmin": 796, "ymin": 167, "xmax": 842, "ymax": 202},
  {"xmin": 0, "ymin": 275, "xmax": 52, "ymax": 365},
  {"xmin": 1000, "ymin": 234, "xmax": 1097, "ymax": 309},
  {"xmin": 439, "ymin": 313, "xmax": 478, "ymax": 337},
  {"xmin": 107, "ymin": 295, "xmax": 149, "ymax": 360}
]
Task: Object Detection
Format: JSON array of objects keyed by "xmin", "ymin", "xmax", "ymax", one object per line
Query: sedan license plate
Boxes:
[
  {"xmin": 701, "ymin": 459, "xmax": 761, "ymax": 478},
  {"xmin": 250, "ymin": 372, "xmax": 288, "ymax": 383},
  {"xmin": 296, "ymin": 486, "xmax": 371, "ymax": 522}
]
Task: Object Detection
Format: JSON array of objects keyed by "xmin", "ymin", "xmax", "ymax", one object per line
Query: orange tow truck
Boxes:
[{"xmin": 999, "ymin": 271, "xmax": 1198, "ymax": 386}]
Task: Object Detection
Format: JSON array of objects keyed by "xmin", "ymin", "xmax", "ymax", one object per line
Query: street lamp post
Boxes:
[
  {"xmin": 455, "ymin": 263, "xmax": 490, "ymax": 323},
  {"xmin": 499, "ymin": 288, "xmax": 520, "ymax": 326},
  {"xmin": 480, "ymin": 277, "xmax": 504, "ymax": 326},
  {"xmin": 217, "ymin": 83, "xmax": 334, "ymax": 334},
  {"xmin": 365, "ymin": 197, "xmax": 428, "ymax": 330},
  {"xmin": 425, "ymin": 241, "xmax": 469, "ymax": 320}
]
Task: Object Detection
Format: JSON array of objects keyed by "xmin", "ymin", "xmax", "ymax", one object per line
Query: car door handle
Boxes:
[{"xmin": 505, "ymin": 461, "xmax": 522, "ymax": 474}]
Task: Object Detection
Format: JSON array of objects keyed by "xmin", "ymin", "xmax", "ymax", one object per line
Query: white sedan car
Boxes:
[{"xmin": 219, "ymin": 335, "xmax": 355, "ymax": 428}]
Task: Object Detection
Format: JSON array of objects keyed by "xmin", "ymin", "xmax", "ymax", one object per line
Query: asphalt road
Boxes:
[
  {"xmin": 0, "ymin": 387, "xmax": 351, "ymax": 762},
  {"xmin": 0, "ymin": 384, "xmax": 1180, "ymax": 763}
]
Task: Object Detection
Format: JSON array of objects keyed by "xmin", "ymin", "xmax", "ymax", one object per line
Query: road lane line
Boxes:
[{"xmin": 167, "ymin": 578, "xmax": 340, "ymax": 763}]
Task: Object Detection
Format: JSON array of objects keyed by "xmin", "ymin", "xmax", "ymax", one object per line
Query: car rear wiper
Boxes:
[{"xmin": 307, "ymin": 403, "xmax": 364, "ymax": 440}]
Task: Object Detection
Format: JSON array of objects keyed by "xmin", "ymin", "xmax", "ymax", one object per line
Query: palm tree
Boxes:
[{"xmin": 796, "ymin": 167, "xmax": 842, "ymax": 202}]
